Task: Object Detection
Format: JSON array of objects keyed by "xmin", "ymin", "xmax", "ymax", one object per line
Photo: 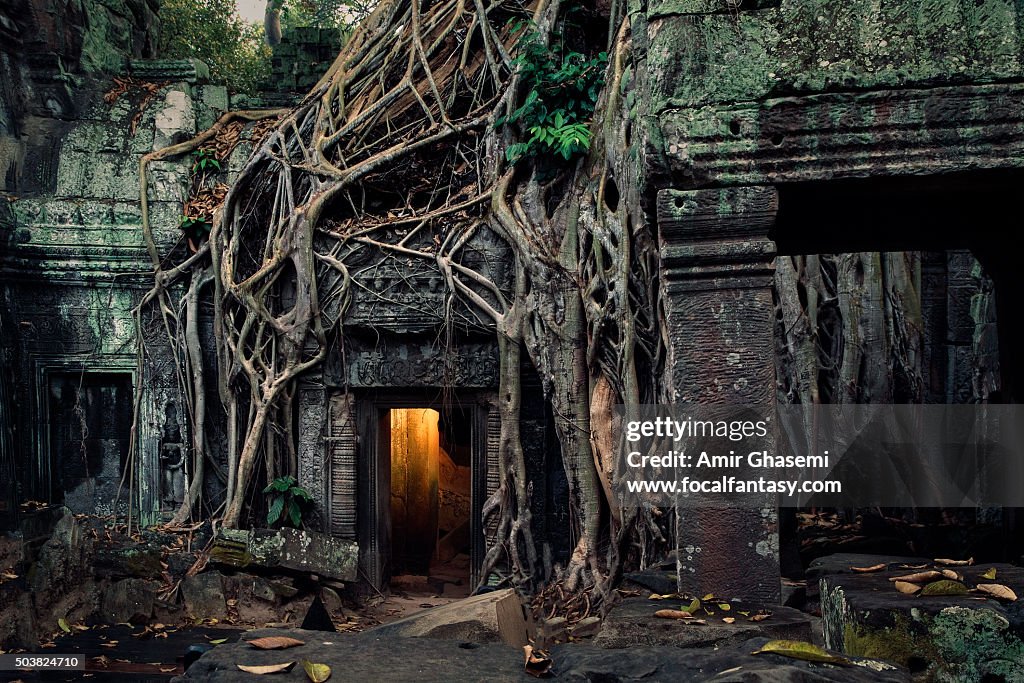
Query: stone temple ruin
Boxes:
[{"xmin": 2, "ymin": 0, "xmax": 1023, "ymax": 613}]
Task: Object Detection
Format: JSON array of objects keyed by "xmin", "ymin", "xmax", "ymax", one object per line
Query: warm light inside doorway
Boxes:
[{"xmin": 389, "ymin": 408, "xmax": 441, "ymax": 573}]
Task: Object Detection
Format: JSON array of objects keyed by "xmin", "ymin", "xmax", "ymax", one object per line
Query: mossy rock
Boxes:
[{"xmin": 821, "ymin": 564, "xmax": 1024, "ymax": 682}]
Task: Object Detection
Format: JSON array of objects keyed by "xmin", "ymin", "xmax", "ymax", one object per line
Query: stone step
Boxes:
[{"xmin": 820, "ymin": 562, "xmax": 1024, "ymax": 681}]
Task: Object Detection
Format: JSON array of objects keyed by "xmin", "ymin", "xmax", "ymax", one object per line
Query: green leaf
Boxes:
[
  {"xmin": 302, "ymin": 660, "xmax": 332, "ymax": 682},
  {"xmin": 267, "ymin": 496, "xmax": 285, "ymax": 525},
  {"xmin": 288, "ymin": 500, "xmax": 302, "ymax": 527},
  {"xmin": 751, "ymin": 640, "xmax": 850, "ymax": 665},
  {"xmin": 58, "ymin": 617, "xmax": 71, "ymax": 633}
]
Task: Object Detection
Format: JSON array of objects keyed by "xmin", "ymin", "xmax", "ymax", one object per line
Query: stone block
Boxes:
[
  {"xmin": 210, "ymin": 527, "xmax": 357, "ymax": 582},
  {"xmin": 196, "ymin": 85, "xmax": 229, "ymax": 129},
  {"xmin": 29, "ymin": 508, "xmax": 87, "ymax": 595},
  {"xmin": 621, "ymin": 561, "xmax": 678, "ymax": 596},
  {"xmin": 367, "ymin": 588, "xmax": 529, "ymax": 646},
  {"xmin": 592, "ymin": 596, "xmax": 813, "ymax": 650},
  {"xmin": 821, "ymin": 563, "xmax": 1024, "ymax": 681},
  {"xmin": 101, "ymin": 578, "xmax": 157, "ymax": 623},
  {"xmin": 180, "ymin": 571, "xmax": 228, "ymax": 621},
  {"xmin": 152, "ymin": 89, "xmax": 197, "ymax": 151},
  {"xmin": 94, "ymin": 545, "xmax": 164, "ymax": 580},
  {"xmin": 130, "ymin": 58, "xmax": 210, "ymax": 84}
]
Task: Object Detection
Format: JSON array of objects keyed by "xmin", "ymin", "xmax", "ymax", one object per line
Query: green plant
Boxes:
[
  {"xmin": 263, "ymin": 476, "xmax": 314, "ymax": 528},
  {"xmin": 191, "ymin": 149, "xmax": 222, "ymax": 174},
  {"xmin": 496, "ymin": 20, "xmax": 607, "ymax": 163},
  {"xmin": 158, "ymin": 0, "xmax": 272, "ymax": 94},
  {"xmin": 179, "ymin": 214, "xmax": 213, "ymax": 242}
]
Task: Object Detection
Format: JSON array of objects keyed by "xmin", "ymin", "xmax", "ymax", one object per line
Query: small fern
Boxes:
[{"xmin": 496, "ymin": 19, "xmax": 607, "ymax": 164}]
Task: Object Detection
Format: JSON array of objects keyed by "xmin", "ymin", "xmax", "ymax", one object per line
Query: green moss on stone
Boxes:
[{"xmin": 842, "ymin": 613, "xmax": 940, "ymax": 670}]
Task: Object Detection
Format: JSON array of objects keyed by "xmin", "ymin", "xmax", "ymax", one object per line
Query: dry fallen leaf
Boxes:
[
  {"xmin": 749, "ymin": 612, "xmax": 771, "ymax": 622},
  {"xmin": 523, "ymin": 645, "xmax": 553, "ymax": 678},
  {"xmin": 940, "ymin": 569, "xmax": 963, "ymax": 581},
  {"xmin": 975, "ymin": 584, "xmax": 1017, "ymax": 602},
  {"xmin": 851, "ymin": 563, "xmax": 887, "ymax": 573},
  {"xmin": 898, "ymin": 563, "xmax": 929, "ymax": 570},
  {"xmin": 247, "ymin": 636, "xmax": 306, "ymax": 650},
  {"xmin": 980, "ymin": 568, "xmax": 997, "ymax": 580},
  {"xmin": 687, "ymin": 619, "xmax": 708, "ymax": 625},
  {"xmin": 302, "ymin": 660, "xmax": 332, "ymax": 682},
  {"xmin": 751, "ymin": 640, "xmax": 850, "ymax": 665},
  {"xmin": 894, "ymin": 581, "xmax": 921, "ymax": 595},
  {"xmin": 648, "ymin": 593, "xmax": 681, "ymax": 600},
  {"xmin": 888, "ymin": 571, "xmax": 942, "ymax": 584},
  {"xmin": 236, "ymin": 662, "xmax": 295, "ymax": 675},
  {"xmin": 920, "ymin": 580, "xmax": 968, "ymax": 596},
  {"xmin": 934, "ymin": 557, "xmax": 974, "ymax": 567},
  {"xmin": 654, "ymin": 609, "xmax": 693, "ymax": 620},
  {"xmin": 722, "ymin": 617, "xmax": 736, "ymax": 624}
]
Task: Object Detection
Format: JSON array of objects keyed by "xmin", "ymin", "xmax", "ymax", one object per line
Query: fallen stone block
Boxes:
[
  {"xmin": 94, "ymin": 545, "xmax": 164, "ymax": 580},
  {"xmin": 180, "ymin": 571, "xmax": 228, "ymax": 621},
  {"xmin": 593, "ymin": 596, "xmax": 814, "ymax": 650},
  {"xmin": 101, "ymin": 578, "xmax": 157, "ymax": 624},
  {"xmin": 366, "ymin": 588, "xmax": 529, "ymax": 646},
  {"xmin": 806, "ymin": 553, "xmax": 929, "ymax": 584},
  {"xmin": 805, "ymin": 553, "xmax": 930, "ymax": 607},
  {"xmin": 210, "ymin": 527, "xmax": 357, "ymax": 583},
  {"xmin": 821, "ymin": 563, "xmax": 1024, "ymax": 682},
  {"xmin": 569, "ymin": 615, "xmax": 601, "ymax": 638}
]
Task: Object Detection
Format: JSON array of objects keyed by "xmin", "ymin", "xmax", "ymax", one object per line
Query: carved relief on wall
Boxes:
[
  {"xmin": 346, "ymin": 343, "xmax": 499, "ymax": 388},
  {"xmin": 339, "ymin": 223, "xmax": 513, "ymax": 332}
]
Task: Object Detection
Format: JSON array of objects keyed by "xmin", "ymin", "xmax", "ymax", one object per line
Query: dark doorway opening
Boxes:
[
  {"xmin": 47, "ymin": 372, "xmax": 133, "ymax": 514},
  {"xmin": 771, "ymin": 170, "xmax": 1024, "ymax": 574}
]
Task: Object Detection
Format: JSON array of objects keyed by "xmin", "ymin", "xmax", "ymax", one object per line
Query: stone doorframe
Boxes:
[
  {"xmin": 659, "ymin": 186, "xmax": 781, "ymax": 602},
  {"xmin": 30, "ymin": 355, "xmax": 138, "ymax": 500},
  {"xmin": 352, "ymin": 390, "xmax": 498, "ymax": 593}
]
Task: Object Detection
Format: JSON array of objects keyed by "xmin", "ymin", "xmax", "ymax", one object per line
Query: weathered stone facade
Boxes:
[
  {"xmin": 641, "ymin": 0, "xmax": 1024, "ymax": 599},
  {"xmin": 0, "ymin": 0, "xmax": 222, "ymax": 524},
  {"xmin": 1, "ymin": 0, "xmax": 1022, "ymax": 603}
]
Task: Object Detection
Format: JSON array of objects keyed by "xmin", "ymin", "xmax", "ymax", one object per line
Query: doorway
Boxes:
[
  {"xmin": 378, "ymin": 403, "xmax": 473, "ymax": 593},
  {"xmin": 46, "ymin": 371, "xmax": 133, "ymax": 514}
]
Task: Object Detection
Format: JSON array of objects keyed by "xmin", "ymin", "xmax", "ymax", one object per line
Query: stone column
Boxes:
[{"xmin": 659, "ymin": 186, "xmax": 780, "ymax": 603}]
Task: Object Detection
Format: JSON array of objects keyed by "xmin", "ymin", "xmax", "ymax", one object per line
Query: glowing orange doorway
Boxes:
[{"xmin": 388, "ymin": 408, "xmax": 472, "ymax": 593}]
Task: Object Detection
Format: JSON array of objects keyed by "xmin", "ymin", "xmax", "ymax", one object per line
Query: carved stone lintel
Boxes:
[
  {"xmin": 346, "ymin": 343, "xmax": 499, "ymax": 389},
  {"xmin": 129, "ymin": 59, "xmax": 211, "ymax": 84},
  {"xmin": 659, "ymin": 185, "xmax": 781, "ymax": 602}
]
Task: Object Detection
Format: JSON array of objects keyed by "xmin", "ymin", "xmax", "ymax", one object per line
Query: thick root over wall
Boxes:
[{"xmin": 138, "ymin": 0, "xmax": 669, "ymax": 606}]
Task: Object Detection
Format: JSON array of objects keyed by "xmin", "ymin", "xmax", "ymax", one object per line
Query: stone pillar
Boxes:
[{"xmin": 659, "ymin": 186, "xmax": 780, "ymax": 603}]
